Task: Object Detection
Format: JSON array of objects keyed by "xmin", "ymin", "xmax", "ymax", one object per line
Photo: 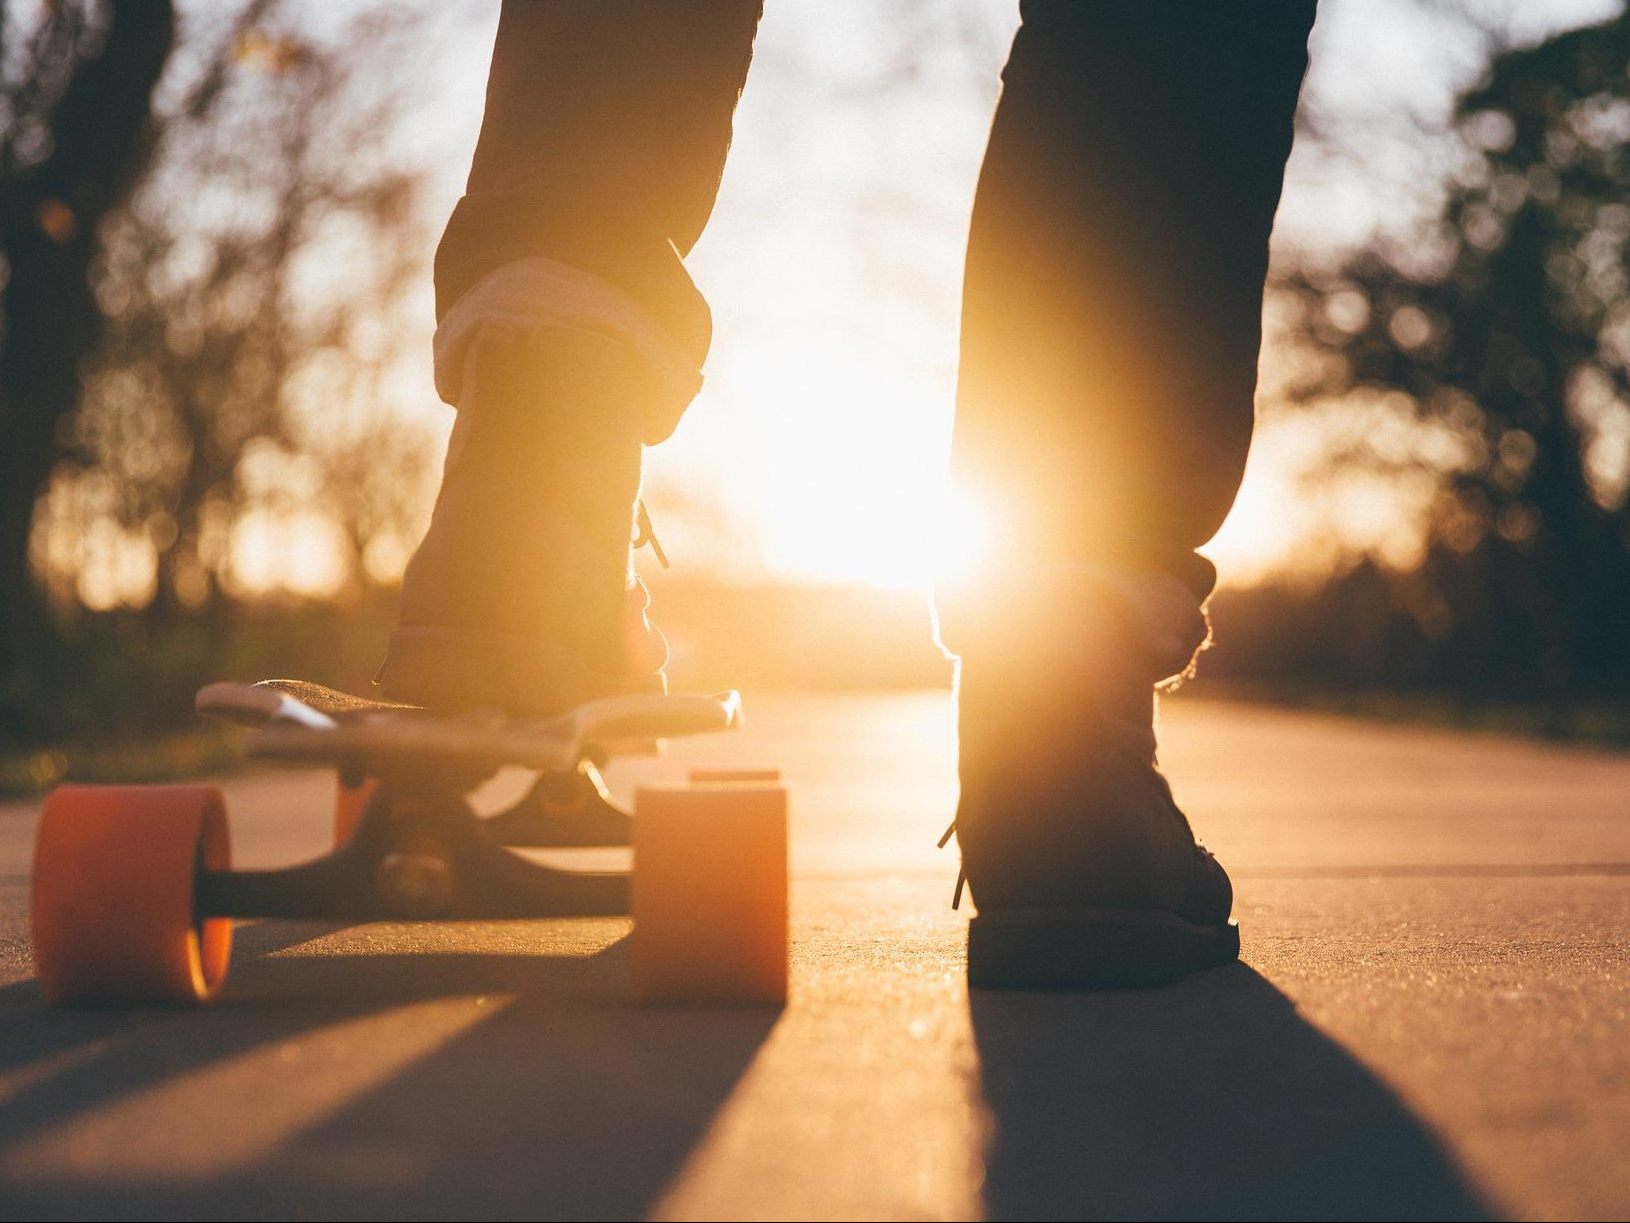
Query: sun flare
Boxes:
[{"xmin": 649, "ymin": 343, "xmax": 1002, "ymax": 591}]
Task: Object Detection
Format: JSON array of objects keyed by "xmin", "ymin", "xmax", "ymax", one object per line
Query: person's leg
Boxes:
[
  {"xmin": 381, "ymin": 1, "xmax": 763, "ymax": 713},
  {"xmin": 436, "ymin": 0, "xmax": 764, "ymax": 432},
  {"xmin": 940, "ymin": 1, "xmax": 1316, "ymax": 987}
]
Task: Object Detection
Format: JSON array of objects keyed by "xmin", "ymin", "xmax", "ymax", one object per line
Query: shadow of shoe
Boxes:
[{"xmin": 968, "ymin": 963, "xmax": 1497, "ymax": 1221}]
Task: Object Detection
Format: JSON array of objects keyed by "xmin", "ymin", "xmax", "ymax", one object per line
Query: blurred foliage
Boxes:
[
  {"xmin": 1, "ymin": 0, "xmax": 436, "ymax": 746},
  {"xmin": 1, "ymin": 0, "xmax": 176, "ymax": 732},
  {"xmin": 1270, "ymin": 10, "xmax": 1630, "ymax": 696},
  {"xmin": 46, "ymin": 3, "xmax": 434, "ymax": 617}
]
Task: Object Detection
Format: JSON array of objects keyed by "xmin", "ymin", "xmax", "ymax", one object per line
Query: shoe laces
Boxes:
[
  {"xmin": 623, "ymin": 501, "xmax": 671, "ymax": 676},
  {"xmin": 938, "ymin": 818, "xmax": 966, "ymax": 910},
  {"xmin": 634, "ymin": 499, "xmax": 669, "ymax": 569}
]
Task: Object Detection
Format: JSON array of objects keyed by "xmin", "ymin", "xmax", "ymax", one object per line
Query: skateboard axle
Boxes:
[{"xmin": 193, "ymin": 780, "xmax": 628, "ymax": 921}]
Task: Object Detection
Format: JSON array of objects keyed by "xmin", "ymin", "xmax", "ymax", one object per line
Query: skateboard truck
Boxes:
[{"xmin": 193, "ymin": 779, "xmax": 631, "ymax": 923}]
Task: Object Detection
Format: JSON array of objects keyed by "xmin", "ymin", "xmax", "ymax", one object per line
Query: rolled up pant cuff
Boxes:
[{"xmin": 433, "ymin": 256, "xmax": 704, "ymax": 445}]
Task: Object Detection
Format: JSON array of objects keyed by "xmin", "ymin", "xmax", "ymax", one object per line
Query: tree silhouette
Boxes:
[
  {"xmin": 0, "ymin": 1, "xmax": 176, "ymax": 694},
  {"xmin": 1278, "ymin": 10, "xmax": 1630, "ymax": 694},
  {"xmin": 0, "ymin": 2, "xmax": 433, "ymax": 743}
]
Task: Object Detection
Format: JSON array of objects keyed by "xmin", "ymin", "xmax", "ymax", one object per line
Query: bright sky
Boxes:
[{"xmin": 377, "ymin": 0, "xmax": 1622, "ymax": 594}]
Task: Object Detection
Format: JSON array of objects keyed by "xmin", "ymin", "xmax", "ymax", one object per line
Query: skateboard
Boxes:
[{"xmin": 31, "ymin": 679, "xmax": 786, "ymax": 1005}]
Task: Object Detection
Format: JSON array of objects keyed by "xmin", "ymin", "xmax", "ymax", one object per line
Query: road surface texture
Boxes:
[{"xmin": 0, "ymin": 691, "xmax": 1624, "ymax": 1221}]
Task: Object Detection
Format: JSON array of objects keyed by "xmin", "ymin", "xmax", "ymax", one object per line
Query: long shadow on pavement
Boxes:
[
  {"xmin": 0, "ymin": 922, "xmax": 778, "ymax": 1221},
  {"xmin": 970, "ymin": 963, "xmax": 1497, "ymax": 1221}
]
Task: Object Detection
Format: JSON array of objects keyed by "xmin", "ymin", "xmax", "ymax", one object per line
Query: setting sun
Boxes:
[{"xmin": 648, "ymin": 342, "xmax": 970, "ymax": 590}]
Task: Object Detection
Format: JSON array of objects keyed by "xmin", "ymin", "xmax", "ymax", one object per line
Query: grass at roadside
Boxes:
[
  {"xmin": 1180, "ymin": 681, "xmax": 1630, "ymax": 750},
  {"xmin": 0, "ymin": 728, "xmax": 242, "ymax": 799}
]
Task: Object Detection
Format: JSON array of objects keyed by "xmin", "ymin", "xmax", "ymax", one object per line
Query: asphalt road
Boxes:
[{"xmin": 0, "ymin": 691, "xmax": 1625, "ymax": 1220}]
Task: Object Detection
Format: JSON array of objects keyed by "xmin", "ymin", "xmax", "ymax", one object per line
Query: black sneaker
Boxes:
[{"xmin": 939, "ymin": 563, "xmax": 1238, "ymax": 989}]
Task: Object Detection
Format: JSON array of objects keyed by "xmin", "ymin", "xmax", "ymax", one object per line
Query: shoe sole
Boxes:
[{"xmin": 967, "ymin": 908, "xmax": 1240, "ymax": 990}]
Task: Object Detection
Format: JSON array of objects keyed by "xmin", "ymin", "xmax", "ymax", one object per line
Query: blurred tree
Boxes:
[
  {"xmin": 0, "ymin": 0, "xmax": 176, "ymax": 688},
  {"xmin": 1278, "ymin": 10, "xmax": 1630, "ymax": 694},
  {"xmin": 43, "ymin": 4, "xmax": 432, "ymax": 620},
  {"xmin": 1, "ymin": 1, "xmax": 435, "ymax": 742}
]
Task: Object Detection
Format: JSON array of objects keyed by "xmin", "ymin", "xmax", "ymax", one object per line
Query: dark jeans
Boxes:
[{"xmin": 436, "ymin": 0, "xmax": 1316, "ymax": 603}]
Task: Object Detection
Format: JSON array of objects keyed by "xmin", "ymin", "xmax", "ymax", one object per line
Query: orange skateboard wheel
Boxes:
[
  {"xmin": 32, "ymin": 785, "xmax": 233, "ymax": 1005},
  {"xmin": 333, "ymin": 775, "xmax": 378, "ymax": 847},
  {"xmin": 633, "ymin": 777, "xmax": 787, "ymax": 1004}
]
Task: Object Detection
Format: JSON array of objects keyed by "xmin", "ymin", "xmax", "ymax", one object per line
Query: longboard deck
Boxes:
[{"xmin": 196, "ymin": 680, "xmax": 741, "ymax": 776}]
